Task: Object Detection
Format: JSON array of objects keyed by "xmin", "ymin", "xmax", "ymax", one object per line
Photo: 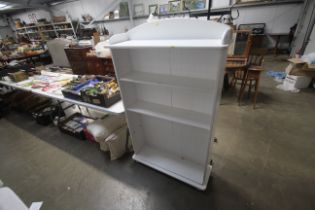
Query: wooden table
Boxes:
[{"xmin": 268, "ymin": 33, "xmax": 290, "ymax": 56}]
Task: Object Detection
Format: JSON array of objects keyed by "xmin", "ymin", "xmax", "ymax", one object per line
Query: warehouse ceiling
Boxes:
[{"xmin": 0, "ymin": 0, "xmax": 77, "ymax": 13}]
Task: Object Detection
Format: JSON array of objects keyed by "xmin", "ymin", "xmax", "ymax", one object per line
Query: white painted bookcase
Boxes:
[{"xmin": 109, "ymin": 19, "xmax": 231, "ymax": 190}]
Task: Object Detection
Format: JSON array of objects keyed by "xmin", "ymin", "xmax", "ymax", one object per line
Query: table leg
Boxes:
[
  {"xmin": 274, "ymin": 35, "xmax": 280, "ymax": 56},
  {"xmin": 223, "ymin": 73, "xmax": 230, "ymax": 91}
]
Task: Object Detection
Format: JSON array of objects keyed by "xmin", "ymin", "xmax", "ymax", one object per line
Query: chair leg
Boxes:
[
  {"xmin": 248, "ymin": 80, "xmax": 252, "ymax": 98},
  {"xmin": 238, "ymin": 68, "xmax": 248, "ymax": 105},
  {"xmin": 253, "ymin": 78, "xmax": 260, "ymax": 109},
  {"xmin": 230, "ymin": 75, "xmax": 235, "ymax": 88},
  {"xmin": 238, "ymin": 73, "xmax": 249, "ymax": 106}
]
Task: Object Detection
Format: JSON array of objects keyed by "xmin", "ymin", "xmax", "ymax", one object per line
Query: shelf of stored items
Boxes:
[
  {"xmin": 109, "ymin": 19, "xmax": 231, "ymax": 190},
  {"xmin": 56, "ymin": 28, "xmax": 73, "ymax": 31},
  {"xmin": 53, "ymin": 22, "xmax": 72, "ymax": 25},
  {"xmin": 40, "ymin": 30, "xmax": 55, "ymax": 32},
  {"xmin": 24, "ymin": 31, "xmax": 38, "ymax": 34},
  {"xmin": 14, "ymin": 20, "xmax": 76, "ymax": 40},
  {"xmin": 16, "ymin": 25, "xmax": 37, "ymax": 30}
]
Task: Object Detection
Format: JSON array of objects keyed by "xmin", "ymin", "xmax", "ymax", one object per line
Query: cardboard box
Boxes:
[
  {"xmin": 283, "ymin": 75, "xmax": 312, "ymax": 89},
  {"xmin": 286, "ymin": 58, "xmax": 315, "ymax": 77}
]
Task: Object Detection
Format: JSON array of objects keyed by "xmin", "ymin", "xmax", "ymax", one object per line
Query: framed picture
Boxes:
[
  {"xmin": 159, "ymin": 4, "xmax": 169, "ymax": 15},
  {"xmin": 119, "ymin": 2, "xmax": 129, "ymax": 18},
  {"xmin": 148, "ymin": 4, "xmax": 158, "ymax": 15},
  {"xmin": 183, "ymin": 0, "xmax": 206, "ymax": 10},
  {"xmin": 168, "ymin": 0, "xmax": 182, "ymax": 13},
  {"xmin": 134, "ymin": 3, "xmax": 144, "ymax": 17}
]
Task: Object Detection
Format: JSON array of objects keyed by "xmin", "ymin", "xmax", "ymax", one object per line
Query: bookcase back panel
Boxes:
[
  {"xmin": 134, "ymin": 84, "xmax": 214, "ymax": 114},
  {"xmin": 139, "ymin": 114, "xmax": 210, "ymax": 165}
]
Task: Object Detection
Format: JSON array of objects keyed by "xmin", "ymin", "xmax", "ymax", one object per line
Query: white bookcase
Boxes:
[{"xmin": 109, "ymin": 19, "xmax": 231, "ymax": 190}]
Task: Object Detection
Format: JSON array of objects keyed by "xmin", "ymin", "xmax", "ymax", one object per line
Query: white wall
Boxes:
[
  {"xmin": 11, "ymin": 9, "xmax": 52, "ymax": 23},
  {"xmin": 233, "ymin": 3, "xmax": 302, "ymax": 34},
  {"xmin": 0, "ymin": 14, "xmax": 13, "ymax": 39},
  {"xmin": 304, "ymin": 25, "xmax": 315, "ymax": 54},
  {"xmin": 0, "ymin": 27, "xmax": 14, "ymax": 39},
  {"xmin": 212, "ymin": 0, "xmax": 230, "ymax": 8},
  {"xmin": 9, "ymin": 1, "xmax": 303, "ymax": 36}
]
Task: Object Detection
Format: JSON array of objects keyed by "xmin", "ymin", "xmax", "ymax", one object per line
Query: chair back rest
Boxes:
[
  {"xmin": 228, "ymin": 30, "xmax": 253, "ymax": 58},
  {"xmin": 248, "ymin": 48, "xmax": 268, "ymax": 66},
  {"xmin": 47, "ymin": 38, "xmax": 71, "ymax": 67}
]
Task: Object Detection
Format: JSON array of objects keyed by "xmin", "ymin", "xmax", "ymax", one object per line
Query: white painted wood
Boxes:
[
  {"xmin": 110, "ymin": 19, "xmax": 231, "ymax": 190},
  {"xmin": 110, "ymin": 19, "xmax": 231, "ymax": 43},
  {"xmin": 120, "ymin": 83, "xmax": 215, "ymax": 114},
  {"xmin": 108, "ymin": 39, "xmax": 227, "ymax": 48},
  {"xmin": 133, "ymin": 145, "xmax": 213, "ymax": 190},
  {"xmin": 137, "ymin": 116, "xmax": 211, "ymax": 165},
  {"xmin": 128, "ymin": 100, "xmax": 211, "ymax": 130},
  {"xmin": 120, "ymin": 71, "xmax": 215, "ymax": 92},
  {"xmin": 134, "ymin": 145, "xmax": 204, "ymax": 184}
]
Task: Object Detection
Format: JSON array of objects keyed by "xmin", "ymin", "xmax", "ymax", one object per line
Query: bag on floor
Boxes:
[
  {"xmin": 86, "ymin": 115, "xmax": 126, "ymax": 144},
  {"xmin": 32, "ymin": 104, "xmax": 64, "ymax": 126},
  {"xmin": 104, "ymin": 126, "xmax": 131, "ymax": 160}
]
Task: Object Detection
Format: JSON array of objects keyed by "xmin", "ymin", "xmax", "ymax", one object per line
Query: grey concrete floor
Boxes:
[{"xmin": 1, "ymin": 55, "xmax": 315, "ymax": 210}]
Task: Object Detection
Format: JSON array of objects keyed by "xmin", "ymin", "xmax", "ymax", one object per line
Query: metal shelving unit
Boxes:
[{"xmin": 15, "ymin": 21, "xmax": 77, "ymax": 41}]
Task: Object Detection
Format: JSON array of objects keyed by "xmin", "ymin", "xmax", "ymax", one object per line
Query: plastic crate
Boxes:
[
  {"xmin": 81, "ymin": 76, "xmax": 120, "ymax": 107},
  {"xmin": 81, "ymin": 90, "xmax": 121, "ymax": 108},
  {"xmin": 61, "ymin": 79, "xmax": 99, "ymax": 101}
]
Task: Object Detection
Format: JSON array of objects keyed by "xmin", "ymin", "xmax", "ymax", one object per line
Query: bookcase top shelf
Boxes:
[
  {"xmin": 109, "ymin": 19, "xmax": 231, "ymax": 49},
  {"xmin": 109, "ymin": 39, "xmax": 227, "ymax": 49}
]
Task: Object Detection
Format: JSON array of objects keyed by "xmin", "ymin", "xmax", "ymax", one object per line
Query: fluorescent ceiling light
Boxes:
[
  {"xmin": 0, "ymin": 5, "xmax": 12, "ymax": 10},
  {"xmin": 0, "ymin": 3, "xmax": 7, "ymax": 8}
]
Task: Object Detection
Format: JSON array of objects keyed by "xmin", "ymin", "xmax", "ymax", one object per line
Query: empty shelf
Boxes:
[
  {"xmin": 127, "ymin": 101, "xmax": 211, "ymax": 130},
  {"xmin": 109, "ymin": 40, "xmax": 227, "ymax": 49},
  {"xmin": 133, "ymin": 145, "xmax": 205, "ymax": 184},
  {"xmin": 120, "ymin": 71, "xmax": 213, "ymax": 92}
]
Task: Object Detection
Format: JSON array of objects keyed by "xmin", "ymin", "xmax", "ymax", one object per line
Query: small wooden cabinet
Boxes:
[
  {"xmin": 86, "ymin": 56, "xmax": 115, "ymax": 76},
  {"xmin": 65, "ymin": 47, "xmax": 115, "ymax": 76}
]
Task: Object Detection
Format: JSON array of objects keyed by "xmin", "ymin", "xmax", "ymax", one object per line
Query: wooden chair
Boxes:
[
  {"xmin": 238, "ymin": 48, "xmax": 268, "ymax": 109},
  {"xmin": 225, "ymin": 30, "xmax": 253, "ymax": 91}
]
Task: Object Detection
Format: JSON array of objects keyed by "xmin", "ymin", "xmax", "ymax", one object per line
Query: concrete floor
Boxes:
[{"xmin": 1, "ymin": 56, "xmax": 315, "ymax": 210}]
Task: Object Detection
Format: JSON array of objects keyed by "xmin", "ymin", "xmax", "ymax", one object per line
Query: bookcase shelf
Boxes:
[
  {"xmin": 133, "ymin": 145, "xmax": 209, "ymax": 188},
  {"xmin": 110, "ymin": 19, "xmax": 231, "ymax": 190},
  {"xmin": 128, "ymin": 100, "xmax": 211, "ymax": 130},
  {"xmin": 120, "ymin": 71, "xmax": 214, "ymax": 92}
]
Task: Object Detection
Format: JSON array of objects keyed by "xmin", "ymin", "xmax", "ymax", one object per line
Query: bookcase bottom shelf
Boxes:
[{"xmin": 133, "ymin": 145, "xmax": 212, "ymax": 190}]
